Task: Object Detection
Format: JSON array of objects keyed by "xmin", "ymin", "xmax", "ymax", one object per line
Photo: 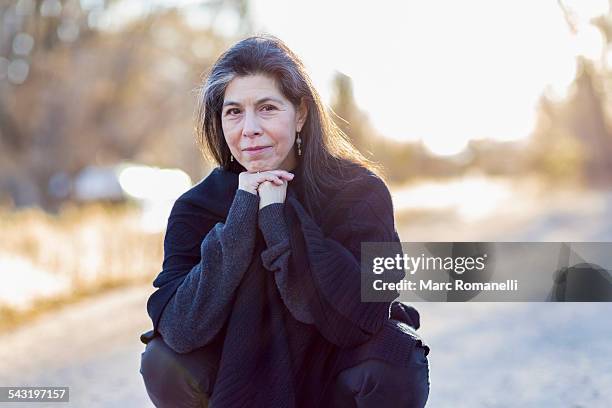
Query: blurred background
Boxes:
[{"xmin": 1, "ymin": 0, "xmax": 612, "ymax": 407}]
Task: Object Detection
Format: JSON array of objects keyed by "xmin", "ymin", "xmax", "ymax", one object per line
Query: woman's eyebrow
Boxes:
[{"xmin": 223, "ymin": 97, "xmax": 284, "ymax": 107}]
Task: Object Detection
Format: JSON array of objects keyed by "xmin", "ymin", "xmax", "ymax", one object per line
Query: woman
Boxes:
[{"xmin": 139, "ymin": 34, "xmax": 430, "ymax": 407}]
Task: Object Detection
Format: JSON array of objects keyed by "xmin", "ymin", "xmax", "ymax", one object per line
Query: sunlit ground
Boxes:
[
  {"xmin": 1, "ymin": 179, "xmax": 611, "ymax": 407},
  {"xmin": 0, "ymin": 203, "xmax": 163, "ymax": 328},
  {"xmin": 1, "ymin": 172, "xmax": 611, "ymax": 407},
  {"xmin": 0, "ymin": 163, "xmax": 193, "ymax": 324},
  {"xmin": 2, "ymin": 173, "xmax": 611, "ymax": 324},
  {"xmin": 392, "ymin": 175, "xmax": 520, "ymax": 222},
  {"xmin": 392, "ymin": 175, "xmax": 612, "ymax": 241}
]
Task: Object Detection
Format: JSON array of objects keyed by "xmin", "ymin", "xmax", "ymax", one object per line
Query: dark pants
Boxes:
[{"xmin": 140, "ymin": 336, "xmax": 430, "ymax": 408}]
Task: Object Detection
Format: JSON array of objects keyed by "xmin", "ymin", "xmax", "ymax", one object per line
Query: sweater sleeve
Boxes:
[
  {"xmin": 258, "ymin": 179, "xmax": 404, "ymax": 348},
  {"xmin": 157, "ymin": 189, "xmax": 259, "ymax": 353},
  {"xmin": 259, "ymin": 203, "xmax": 315, "ymax": 325}
]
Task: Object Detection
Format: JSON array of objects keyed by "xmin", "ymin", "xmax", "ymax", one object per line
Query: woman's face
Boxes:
[{"xmin": 221, "ymin": 74, "xmax": 307, "ymax": 172}]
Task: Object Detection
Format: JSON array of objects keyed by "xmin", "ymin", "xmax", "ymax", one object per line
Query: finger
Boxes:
[
  {"xmin": 264, "ymin": 175, "xmax": 283, "ymax": 185},
  {"xmin": 252, "ymin": 173, "xmax": 271, "ymax": 183},
  {"xmin": 257, "ymin": 181, "xmax": 270, "ymax": 190},
  {"xmin": 253, "ymin": 170, "xmax": 293, "ymax": 181},
  {"xmin": 267, "ymin": 170, "xmax": 294, "ymax": 179}
]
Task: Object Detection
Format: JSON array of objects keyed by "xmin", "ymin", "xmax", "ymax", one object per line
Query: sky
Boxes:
[
  {"xmin": 248, "ymin": 0, "xmax": 610, "ymax": 155},
  {"xmin": 99, "ymin": 0, "xmax": 610, "ymax": 156}
]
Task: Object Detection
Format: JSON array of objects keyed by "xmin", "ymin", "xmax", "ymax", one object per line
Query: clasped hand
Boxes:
[{"xmin": 238, "ymin": 170, "xmax": 294, "ymax": 210}]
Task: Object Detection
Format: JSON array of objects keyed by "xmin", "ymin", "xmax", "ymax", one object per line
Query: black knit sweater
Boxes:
[{"xmin": 140, "ymin": 162, "xmax": 429, "ymax": 407}]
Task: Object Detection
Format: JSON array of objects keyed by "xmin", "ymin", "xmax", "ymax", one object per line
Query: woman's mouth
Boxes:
[{"xmin": 243, "ymin": 146, "xmax": 272, "ymax": 155}]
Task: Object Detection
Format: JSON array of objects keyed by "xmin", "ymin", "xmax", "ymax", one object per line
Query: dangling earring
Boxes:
[
  {"xmin": 296, "ymin": 132, "xmax": 302, "ymax": 156},
  {"xmin": 230, "ymin": 154, "xmax": 234, "ymax": 162}
]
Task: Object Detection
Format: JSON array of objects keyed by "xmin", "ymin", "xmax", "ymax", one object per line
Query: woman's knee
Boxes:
[
  {"xmin": 140, "ymin": 336, "xmax": 217, "ymax": 408},
  {"xmin": 331, "ymin": 346, "xmax": 430, "ymax": 408}
]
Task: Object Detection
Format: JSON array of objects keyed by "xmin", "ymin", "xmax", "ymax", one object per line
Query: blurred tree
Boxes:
[
  {"xmin": 0, "ymin": 0, "xmax": 249, "ymax": 210},
  {"xmin": 328, "ymin": 70, "xmax": 471, "ymax": 183},
  {"xmin": 528, "ymin": 1, "xmax": 612, "ymax": 186},
  {"xmin": 329, "ymin": 67, "xmax": 547, "ymax": 183},
  {"xmin": 330, "ymin": 71, "xmax": 371, "ymax": 156},
  {"xmin": 567, "ymin": 59, "xmax": 612, "ymax": 185},
  {"xmin": 528, "ymin": 100, "xmax": 585, "ymax": 184}
]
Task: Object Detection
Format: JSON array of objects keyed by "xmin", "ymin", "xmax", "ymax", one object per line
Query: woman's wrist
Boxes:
[
  {"xmin": 258, "ymin": 179, "xmax": 287, "ymax": 210},
  {"xmin": 239, "ymin": 186, "xmax": 258, "ymax": 196},
  {"xmin": 259, "ymin": 196, "xmax": 284, "ymax": 210}
]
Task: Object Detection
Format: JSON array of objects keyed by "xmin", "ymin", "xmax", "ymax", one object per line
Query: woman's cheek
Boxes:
[{"xmin": 225, "ymin": 129, "xmax": 240, "ymax": 152}]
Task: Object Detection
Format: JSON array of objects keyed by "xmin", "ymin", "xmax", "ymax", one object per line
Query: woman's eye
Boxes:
[
  {"xmin": 261, "ymin": 105, "xmax": 276, "ymax": 112},
  {"xmin": 226, "ymin": 108, "xmax": 240, "ymax": 116}
]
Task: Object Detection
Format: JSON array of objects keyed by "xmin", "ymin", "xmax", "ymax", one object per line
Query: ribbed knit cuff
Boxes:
[
  {"xmin": 258, "ymin": 203, "xmax": 289, "ymax": 247},
  {"xmin": 226, "ymin": 189, "xmax": 260, "ymax": 229}
]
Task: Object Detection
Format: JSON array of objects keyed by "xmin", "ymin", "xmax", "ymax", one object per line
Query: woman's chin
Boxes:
[{"xmin": 245, "ymin": 161, "xmax": 277, "ymax": 172}]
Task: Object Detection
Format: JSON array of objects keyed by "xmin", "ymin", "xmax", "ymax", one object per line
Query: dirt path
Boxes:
[
  {"xmin": 393, "ymin": 183, "xmax": 612, "ymax": 407},
  {"xmin": 0, "ymin": 284, "xmax": 155, "ymax": 408},
  {"xmin": 1, "ymin": 284, "xmax": 611, "ymax": 407},
  {"xmin": 416, "ymin": 302, "xmax": 612, "ymax": 407}
]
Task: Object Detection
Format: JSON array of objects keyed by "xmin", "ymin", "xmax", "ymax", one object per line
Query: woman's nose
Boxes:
[{"xmin": 242, "ymin": 110, "xmax": 262, "ymax": 138}]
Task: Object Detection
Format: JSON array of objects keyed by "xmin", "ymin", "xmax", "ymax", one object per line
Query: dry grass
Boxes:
[{"xmin": 0, "ymin": 202, "xmax": 164, "ymax": 333}]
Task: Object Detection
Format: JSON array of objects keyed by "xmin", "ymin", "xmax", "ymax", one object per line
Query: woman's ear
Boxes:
[{"xmin": 296, "ymin": 98, "xmax": 308, "ymax": 132}]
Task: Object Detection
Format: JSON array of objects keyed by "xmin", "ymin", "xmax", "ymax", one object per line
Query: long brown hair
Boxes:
[{"xmin": 195, "ymin": 34, "xmax": 381, "ymax": 216}]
